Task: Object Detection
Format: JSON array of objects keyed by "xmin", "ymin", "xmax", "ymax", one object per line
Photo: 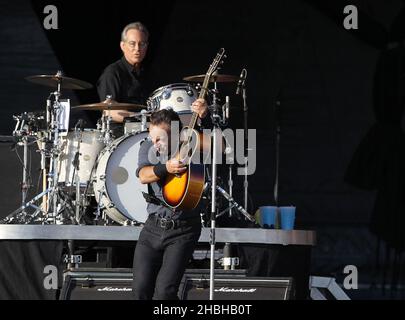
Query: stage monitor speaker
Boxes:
[
  {"xmin": 60, "ymin": 268, "xmax": 133, "ymax": 300},
  {"xmin": 180, "ymin": 273, "xmax": 295, "ymax": 300}
]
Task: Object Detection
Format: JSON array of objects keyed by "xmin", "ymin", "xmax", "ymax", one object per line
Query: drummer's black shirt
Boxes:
[
  {"xmin": 97, "ymin": 56, "xmax": 148, "ymax": 105},
  {"xmin": 96, "ymin": 56, "xmax": 150, "ymax": 137}
]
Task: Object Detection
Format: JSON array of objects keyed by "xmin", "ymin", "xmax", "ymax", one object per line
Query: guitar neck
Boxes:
[{"xmin": 188, "ymin": 75, "xmax": 210, "ymax": 130}]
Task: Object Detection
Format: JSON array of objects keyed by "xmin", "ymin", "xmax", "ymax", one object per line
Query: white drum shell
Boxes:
[
  {"xmin": 58, "ymin": 129, "xmax": 104, "ymax": 189},
  {"xmin": 147, "ymin": 83, "xmax": 198, "ymax": 114}
]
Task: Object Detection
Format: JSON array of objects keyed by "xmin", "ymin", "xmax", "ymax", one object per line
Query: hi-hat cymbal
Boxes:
[
  {"xmin": 72, "ymin": 98, "xmax": 147, "ymax": 111},
  {"xmin": 25, "ymin": 72, "xmax": 93, "ymax": 90},
  {"xmin": 183, "ymin": 73, "xmax": 239, "ymax": 83}
]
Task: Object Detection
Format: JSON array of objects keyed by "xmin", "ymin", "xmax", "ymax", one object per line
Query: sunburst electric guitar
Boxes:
[{"xmin": 162, "ymin": 48, "xmax": 226, "ymax": 210}]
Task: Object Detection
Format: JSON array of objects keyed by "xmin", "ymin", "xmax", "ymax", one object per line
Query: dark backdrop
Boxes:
[
  {"xmin": 1, "ymin": 0, "xmax": 404, "ymax": 298},
  {"xmin": 2, "ymin": 0, "xmax": 396, "ymax": 223}
]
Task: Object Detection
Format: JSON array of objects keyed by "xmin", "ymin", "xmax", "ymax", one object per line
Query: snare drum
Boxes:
[{"xmin": 58, "ymin": 129, "xmax": 104, "ymax": 189}]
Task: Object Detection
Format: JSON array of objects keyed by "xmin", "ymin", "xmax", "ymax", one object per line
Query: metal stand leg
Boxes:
[{"xmin": 209, "ymin": 127, "xmax": 220, "ymax": 300}]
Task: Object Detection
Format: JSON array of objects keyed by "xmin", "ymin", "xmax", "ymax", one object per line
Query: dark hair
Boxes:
[{"xmin": 150, "ymin": 109, "xmax": 182, "ymax": 129}]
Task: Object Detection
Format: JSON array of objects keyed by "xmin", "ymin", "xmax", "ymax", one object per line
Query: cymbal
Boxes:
[
  {"xmin": 72, "ymin": 98, "xmax": 147, "ymax": 111},
  {"xmin": 25, "ymin": 73, "xmax": 93, "ymax": 90},
  {"xmin": 183, "ymin": 73, "xmax": 239, "ymax": 83}
]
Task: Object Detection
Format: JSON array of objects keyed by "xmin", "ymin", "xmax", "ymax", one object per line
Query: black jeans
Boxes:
[{"xmin": 132, "ymin": 215, "xmax": 201, "ymax": 300}]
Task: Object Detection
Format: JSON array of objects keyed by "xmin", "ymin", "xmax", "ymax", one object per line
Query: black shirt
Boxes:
[
  {"xmin": 135, "ymin": 115, "xmax": 213, "ymax": 220},
  {"xmin": 136, "ymin": 138, "xmax": 200, "ymax": 220},
  {"xmin": 97, "ymin": 56, "xmax": 148, "ymax": 105}
]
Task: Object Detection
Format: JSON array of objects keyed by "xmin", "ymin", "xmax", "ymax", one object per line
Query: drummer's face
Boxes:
[
  {"xmin": 149, "ymin": 124, "xmax": 170, "ymax": 154},
  {"xmin": 120, "ymin": 29, "xmax": 148, "ymax": 67}
]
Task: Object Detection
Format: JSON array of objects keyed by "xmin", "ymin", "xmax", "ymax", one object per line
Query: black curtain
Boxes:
[
  {"xmin": 345, "ymin": 5, "xmax": 405, "ymax": 251},
  {"xmin": 0, "ymin": 241, "xmax": 64, "ymax": 299}
]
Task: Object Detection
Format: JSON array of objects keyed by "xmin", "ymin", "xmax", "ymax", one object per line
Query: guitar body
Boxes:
[
  {"xmin": 162, "ymin": 128, "xmax": 211, "ymax": 210},
  {"xmin": 161, "ymin": 48, "xmax": 225, "ymax": 210}
]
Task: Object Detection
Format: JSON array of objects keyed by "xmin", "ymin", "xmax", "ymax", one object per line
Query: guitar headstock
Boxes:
[{"xmin": 206, "ymin": 48, "xmax": 226, "ymax": 80}]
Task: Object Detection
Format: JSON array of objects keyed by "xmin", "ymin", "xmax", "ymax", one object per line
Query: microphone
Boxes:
[{"xmin": 236, "ymin": 69, "xmax": 247, "ymax": 95}]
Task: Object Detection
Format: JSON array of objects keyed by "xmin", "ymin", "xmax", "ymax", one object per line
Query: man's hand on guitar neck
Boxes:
[{"xmin": 191, "ymin": 98, "xmax": 208, "ymax": 118}]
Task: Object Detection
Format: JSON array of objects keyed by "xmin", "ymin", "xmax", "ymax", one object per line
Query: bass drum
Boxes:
[{"xmin": 93, "ymin": 131, "xmax": 149, "ymax": 225}]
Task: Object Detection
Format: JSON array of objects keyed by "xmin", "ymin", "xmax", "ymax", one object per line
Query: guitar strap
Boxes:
[{"xmin": 142, "ymin": 192, "xmax": 177, "ymax": 213}]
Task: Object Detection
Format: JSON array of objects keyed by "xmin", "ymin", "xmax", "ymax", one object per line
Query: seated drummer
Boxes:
[{"xmin": 96, "ymin": 21, "xmax": 150, "ymax": 135}]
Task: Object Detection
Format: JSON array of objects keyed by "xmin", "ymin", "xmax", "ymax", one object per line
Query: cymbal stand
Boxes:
[
  {"xmin": 100, "ymin": 95, "xmax": 114, "ymax": 145},
  {"xmin": 2, "ymin": 83, "xmax": 64, "ymax": 224},
  {"xmin": 101, "ymin": 113, "xmax": 113, "ymax": 145},
  {"xmin": 46, "ymin": 76, "xmax": 65, "ymax": 223},
  {"xmin": 72, "ymin": 125, "xmax": 83, "ymax": 224}
]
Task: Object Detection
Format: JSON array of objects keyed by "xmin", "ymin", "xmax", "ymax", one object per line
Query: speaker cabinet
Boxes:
[
  {"xmin": 60, "ymin": 268, "xmax": 133, "ymax": 300},
  {"xmin": 60, "ymin": 268, "xmax": 294, "ymax": 300},
  {"xmin": 180, "ymin": 272, "xmax": 294, "ymax": 300}
]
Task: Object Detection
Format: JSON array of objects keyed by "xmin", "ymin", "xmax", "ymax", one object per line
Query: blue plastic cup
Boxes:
[
  {"xmin": 280, "ymin": 206, "xmax": 296, "ymax": 230},
  {"xmin": 259, "ymin": 206, "xmax": 277, "ymax": 229}
]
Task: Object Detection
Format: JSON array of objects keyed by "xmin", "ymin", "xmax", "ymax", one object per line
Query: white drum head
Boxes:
[{"xmin": 94, "ymin": 131, "xmax": 149, "ymax": 224}]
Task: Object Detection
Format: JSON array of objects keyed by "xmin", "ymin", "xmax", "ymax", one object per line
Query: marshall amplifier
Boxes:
[
  {"xmin": 180, "ymin": 273, "xmax": 295, "ymax": 300},
  {"xmin": 60, "ymin": 268, "xmax": 133, "ymax": 300}
]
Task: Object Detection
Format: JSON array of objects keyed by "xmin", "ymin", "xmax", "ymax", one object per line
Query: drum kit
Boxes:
[{"xmin": 2, "ymin": 68, "xmax": 249, "ymax": 226}]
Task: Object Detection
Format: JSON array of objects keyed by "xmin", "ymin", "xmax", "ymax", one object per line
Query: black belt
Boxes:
[{"xmin": 149, "ymin": 215, "xmax": 201, "ymax": 230}]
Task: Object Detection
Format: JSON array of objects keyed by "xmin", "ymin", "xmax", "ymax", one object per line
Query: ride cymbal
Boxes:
[
  {"xmin": 183, "ymin": 73, "xmax": 239, "ymax": 83},
  {"xmin": 25, "ymin": 72, "xmax": 93, "ymax": 90}
]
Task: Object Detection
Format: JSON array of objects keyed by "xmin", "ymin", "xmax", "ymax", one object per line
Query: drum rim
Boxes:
[{"xmin": 149, "ymin": 82, "xmax": 198, "ymax": 97}]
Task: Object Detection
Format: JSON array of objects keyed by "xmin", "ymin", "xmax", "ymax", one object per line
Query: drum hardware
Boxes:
[
  {"xmin": 11, "ymin": 112, "xmax": 46, "ymax": 215},
  {"xmin": 11, "ymin": 113, "xmax": 45, "ymax": 216},
  {"xmin": 140, "ymin": 109, "xmax": 149, "ymax": 131},
  {"xmin": 101, "ymin": 111, "xmax": 113, "ymax": 145},
  {"xmin": 2, "ymin": 71, "xmax": 92, "ymax": 225},
  {"xmin": 94, "ymin": 188, "xmax": 105, "ymax": 223},
  {"xmin": 72, "ymin": 124, "xmax": 84, "ymax": 224}
]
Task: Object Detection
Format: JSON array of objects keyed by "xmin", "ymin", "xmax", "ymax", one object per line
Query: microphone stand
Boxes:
[
  {"xmin": 209, "ymin": 81, "xmax": 221, "ymax": 300},
  {"xmin": 242, "ymin": 82, "xmax": 248, "ymax": 211},
  {"xmin": 236, "ymin": 69, "xmax": 249, "ymax": 211},
  {"xmin": 274, "ymin": 93, "xmax": 281, "ymax": 228}
]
